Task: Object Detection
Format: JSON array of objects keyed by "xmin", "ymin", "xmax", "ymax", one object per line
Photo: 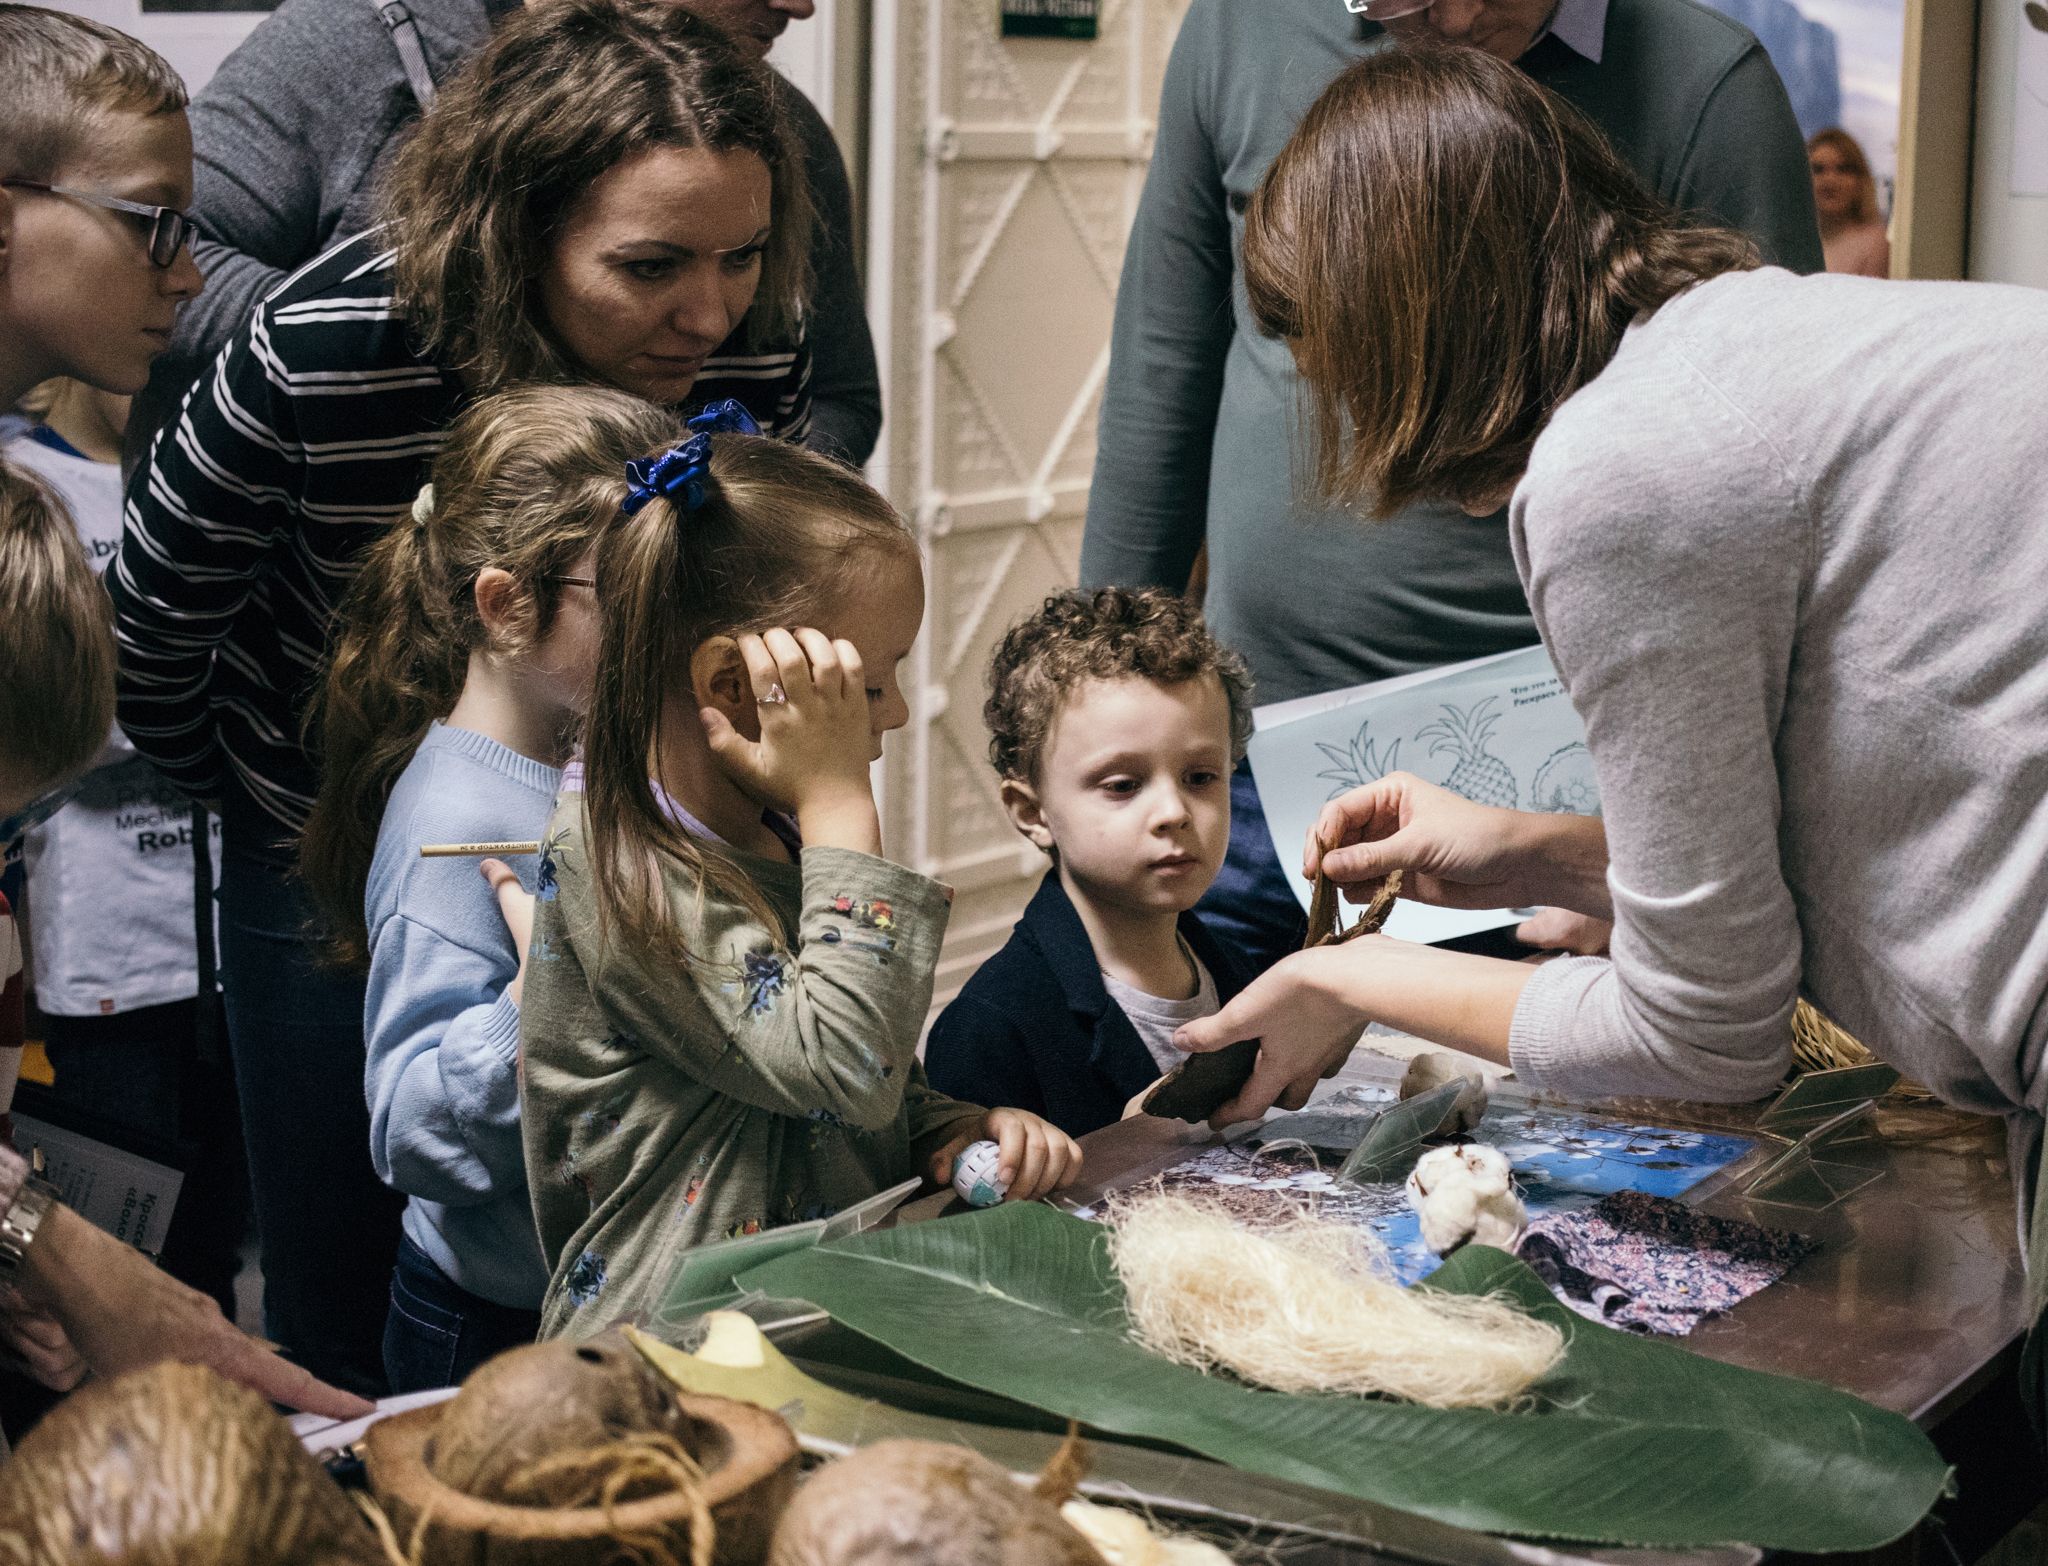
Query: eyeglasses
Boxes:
[
  {"xmin": 1345, "ymin": 0, "xmax": 1436, "ymax": 18},
  {"xmin": 545, "ymin": 575, "xmax": 598, "ymax": 589},
  {"xmin": 1, "ymin": 179, "xmax": 197, "ymax": 269}
]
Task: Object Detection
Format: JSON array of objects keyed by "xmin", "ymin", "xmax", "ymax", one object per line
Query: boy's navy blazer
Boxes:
[{"xmin": 924, "ymin": 870, "xmax": 1256, "ymax": 1138}]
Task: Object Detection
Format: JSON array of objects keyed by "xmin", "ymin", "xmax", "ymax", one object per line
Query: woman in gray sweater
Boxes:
[{"xmin": 1179, "ymin": 50, "xmax": 2048, "ymax": 1260}]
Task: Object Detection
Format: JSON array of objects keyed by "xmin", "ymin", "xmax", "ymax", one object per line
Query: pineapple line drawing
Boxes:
[
  {"xmin": 1316, "ymin": 722, "xmax": 1401, "ymax": 799},
  {"xmin": 1417, "ymin": 698, "xmax": 1518, "ymax": 809},
  {"xmin": 1531, "ymin": 741, "xmax": 1601, "ymax": 816}
]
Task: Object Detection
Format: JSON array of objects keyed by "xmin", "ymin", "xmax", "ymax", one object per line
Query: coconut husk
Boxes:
[
  {"xmin": 362, "ymin": 1335, "xmax": 797, "ymax": 1566},
  {"xmin": 1305, "ymin": 870, "xmax": 1401, "ymax": 948},
  {"xmin": 0, "ymin": 1361, "xmax": 385, "ymax": 1565}
]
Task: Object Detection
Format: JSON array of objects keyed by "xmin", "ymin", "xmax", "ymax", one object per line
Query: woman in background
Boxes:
[{"xmin": 1809, "ymin": 128, "xmax": 1889, "ymax": 277}]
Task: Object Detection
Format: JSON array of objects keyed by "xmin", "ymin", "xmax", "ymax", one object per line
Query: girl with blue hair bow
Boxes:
[{"xmin": 509, "ymin": 396, "xmax": 1082, "ymax": 1341}]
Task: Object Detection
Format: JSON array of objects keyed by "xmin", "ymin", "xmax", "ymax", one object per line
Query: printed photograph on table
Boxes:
[{"xmin": 1117, "ymin": 1087, "xmax": 1758, "ymax": 1289}]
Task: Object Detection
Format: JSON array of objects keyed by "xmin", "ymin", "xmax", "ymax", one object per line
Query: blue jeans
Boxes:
[
  {"xmin": 217, "ymin": 791, "xmax": 403, "ymax": 1397},
  {"xmin": 1194, "ymin": 762, "xmax": 1310, "ymax": 979},
  {"xmin": 384, "ymin": 1234, "xmax": 542, "ymax": 1393}
]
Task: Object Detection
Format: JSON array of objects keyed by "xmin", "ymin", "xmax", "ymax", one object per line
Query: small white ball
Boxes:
[{"xmin": 951, "ymin": 1139, "xmax": 1010, "ymax": 1207}]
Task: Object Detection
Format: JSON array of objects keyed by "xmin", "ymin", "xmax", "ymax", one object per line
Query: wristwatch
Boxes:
[{"xmin": 0, "ymin": 1168, "xmax": 60, "ymax": 1277}]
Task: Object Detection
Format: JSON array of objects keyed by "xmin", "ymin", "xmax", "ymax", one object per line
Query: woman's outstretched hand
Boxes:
[
  {"xmin": 702, "ymin": 627, "xmax": 881, "ymax": 856},
  {"xmin": 1172, "ymin": 939, "xmax": 1533, "ymax": 1126},
  {"xmin": 1171, "ymin": 946, "xmax": 1375, "ymax": 1126},
  {"xmin": 24, "ymin": 1204, "xmax": 373, "ymax": 1420}
]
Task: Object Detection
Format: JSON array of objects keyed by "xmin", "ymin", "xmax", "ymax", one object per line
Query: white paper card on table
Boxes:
[
  {"xmin": 9, "ymin": 1111, "xmax": 183, "ymax": 1256},
  {"xmin": 1246, "ymin": 644, "xmax": 1600, "ymax": 945}
]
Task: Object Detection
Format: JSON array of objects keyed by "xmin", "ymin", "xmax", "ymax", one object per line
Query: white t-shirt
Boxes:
[
  {"xmin": 5, "ymin": 430, "xmax": 214, "ymax": 1017},
  {"xmin": 1100, "ymin": 937, "xmax": 1221, "ymax": 1076}
]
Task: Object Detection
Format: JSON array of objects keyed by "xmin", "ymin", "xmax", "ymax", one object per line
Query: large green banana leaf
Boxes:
[{"xmin": 736, "ymin": 1203, "xmax": 1948, "ymax": 1551}]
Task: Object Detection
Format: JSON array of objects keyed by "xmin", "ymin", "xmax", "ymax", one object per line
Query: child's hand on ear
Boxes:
[
  {"xmin": 702, "ymin": 628, "xmax": 882, "ymax": 855},
  {"xmin": 929, "ymin": 1109, "xmax": 1085, "ymax": 1202}
]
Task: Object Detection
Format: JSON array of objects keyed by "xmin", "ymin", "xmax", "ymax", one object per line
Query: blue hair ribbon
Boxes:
[{"xmin": 619, "ymin": 399, "xmax": 764, "ymax": 517}]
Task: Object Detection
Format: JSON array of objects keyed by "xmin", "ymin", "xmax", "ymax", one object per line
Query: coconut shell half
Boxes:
[
  {"xmin": 0, "ymin": 1361, "xmax": 384, "ymax": 1566},
  {"xmin": 363, "ymin": 1335, "xmax": 797, "ymax": 1566}
]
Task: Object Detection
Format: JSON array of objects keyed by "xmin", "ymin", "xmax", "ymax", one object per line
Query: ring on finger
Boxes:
[{"xmin": 761, "ymin": 683, "xmax": 789, "ymax": 706}]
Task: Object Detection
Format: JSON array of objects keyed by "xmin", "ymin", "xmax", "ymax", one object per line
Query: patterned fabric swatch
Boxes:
[{"xmin": 1517, "ymin": 1190, "xmax": 1818, "ymax": 1336}]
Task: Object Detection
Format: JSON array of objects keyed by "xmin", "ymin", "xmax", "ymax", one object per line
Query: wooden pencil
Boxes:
[{"xmin": 418, "ymin": 840, "xmax": 542, "ymax": 858}]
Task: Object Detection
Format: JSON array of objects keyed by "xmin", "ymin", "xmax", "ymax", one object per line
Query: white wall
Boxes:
[
  {"xmin": 1969, "ymin": 0, "xmax": 2048, "ymax": 285},
  {"xmin": 31, "ymin": 2, "xmax": 264, "ymax": 94}
]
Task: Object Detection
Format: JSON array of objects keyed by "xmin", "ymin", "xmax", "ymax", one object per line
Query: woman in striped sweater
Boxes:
[{"xmin": 107, "ymin": 0, "xmax": 815, "ymax": 1395}]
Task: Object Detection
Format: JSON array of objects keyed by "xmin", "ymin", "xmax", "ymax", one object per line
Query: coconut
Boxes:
[
  {"xmin": 427, "ymin": 1335, "xmax": 690, "ymax": 1501},
  {"xmin": 0, "ymin": 1361, "xmax": 384, "ymax": 1565},
  {"xmin": 767, "ymin": 1439, "xmax": 1107, "ymax": 1566}
]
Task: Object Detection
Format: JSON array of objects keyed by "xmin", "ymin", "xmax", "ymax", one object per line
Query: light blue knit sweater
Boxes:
[{"xmin": 364, "ymin": 722, "xmax": 558, "ymax": 1308}]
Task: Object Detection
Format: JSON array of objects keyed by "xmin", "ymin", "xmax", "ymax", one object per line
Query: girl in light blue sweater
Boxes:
[{"xmin": 302, "ymin": 385, "xmax": 687, "ymax": 1389}]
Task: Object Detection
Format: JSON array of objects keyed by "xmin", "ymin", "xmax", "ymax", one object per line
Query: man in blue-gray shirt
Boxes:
[{"xmin": 1080, "ymin": 0, "xmax": 1822, "ymax": 971}]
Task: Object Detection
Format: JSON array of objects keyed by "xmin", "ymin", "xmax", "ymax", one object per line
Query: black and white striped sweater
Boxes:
[{"xmin": 109, "ymin": 231, "xmax": 811, "ymax": 839}]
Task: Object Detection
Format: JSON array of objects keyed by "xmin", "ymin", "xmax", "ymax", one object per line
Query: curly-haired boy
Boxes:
[{"xmin": 925, "ymin": 586, "xmax": 1258, "ymax": 1134}]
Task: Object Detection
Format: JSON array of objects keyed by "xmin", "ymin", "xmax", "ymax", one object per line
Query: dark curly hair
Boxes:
[{"xmin": 985, "ymin": 587, "xmax": 1254, "ymax": 784}]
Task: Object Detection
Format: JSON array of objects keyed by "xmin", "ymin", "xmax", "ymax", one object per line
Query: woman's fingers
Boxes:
[
  {"xmin": 1305, "ymin": 778, "xmax": 1408, "ymax": 878},
  {"xmin": 1173, "ymin": 992, "xmax": 1261, "ymax": 1055},
  {"xmin": 1318, "ymin": 829, "xmax": 1421, "ymax": 889},
  {"xmin": 224, "ymin": 1336, "xmax": 375, "ymax": 1420}
]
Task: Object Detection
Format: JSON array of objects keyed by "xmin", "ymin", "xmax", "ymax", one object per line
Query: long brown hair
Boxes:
[
  {"xmin": 301, "ymin": 385, "xmax": 680, "ymax": 968},
  {"xmin": 382, "ymin": 0, "xmax": 812, "ymax": 394},
  {"xmin": 0, "ymin": 458, "xmax": 114, "ymax": 803},
  {"xmin": 1242, "ymin": 45, "xmax": 1758, "ymax": 518},
  {"xmin": 583, "ymin": 437, "xmax": 914, "ymax": 974},
  {"xmin": 1808, "ymin": 128, "xmax": 1880, "ymax": 226}
]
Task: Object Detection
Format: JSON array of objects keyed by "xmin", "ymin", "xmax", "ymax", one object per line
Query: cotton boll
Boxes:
[{"xmin": 1406, "ymin": 1144, "xmax": 1525, "ymax": 1255}]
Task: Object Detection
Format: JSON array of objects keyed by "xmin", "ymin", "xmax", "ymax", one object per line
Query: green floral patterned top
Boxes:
[{"xmin": 519, "ymin": 789, "xmax": 984, "ymax": 1339}]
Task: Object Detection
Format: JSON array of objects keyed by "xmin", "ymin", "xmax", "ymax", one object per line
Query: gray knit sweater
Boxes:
[
  {"xmin": 1507, "ymin": 268, "xmax": 2048, "ymax": 1169},
  {"xmin": 134, "ymin": 0, "xmax": 879, "ymax": 463}
]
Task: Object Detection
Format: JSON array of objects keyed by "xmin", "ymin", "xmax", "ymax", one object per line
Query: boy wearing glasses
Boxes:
[
  {"xmin": 0, "ymin": 4, "xmax": 203, "ymax": 408},
  {"xmin": 0, "ymin": 7, "xmax": 367, "ymax": 1438}
]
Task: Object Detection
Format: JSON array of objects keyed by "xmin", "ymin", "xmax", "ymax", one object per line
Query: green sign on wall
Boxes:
[{"xmin": 1001, "ymin": 0, "xmax": 1099, "ymax": 39}]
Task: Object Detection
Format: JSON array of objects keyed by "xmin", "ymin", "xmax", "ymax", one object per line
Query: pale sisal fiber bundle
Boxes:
[{"xmin": 1106, "ymin": 1195, "xmax": 1564, "ymax": 1410}]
